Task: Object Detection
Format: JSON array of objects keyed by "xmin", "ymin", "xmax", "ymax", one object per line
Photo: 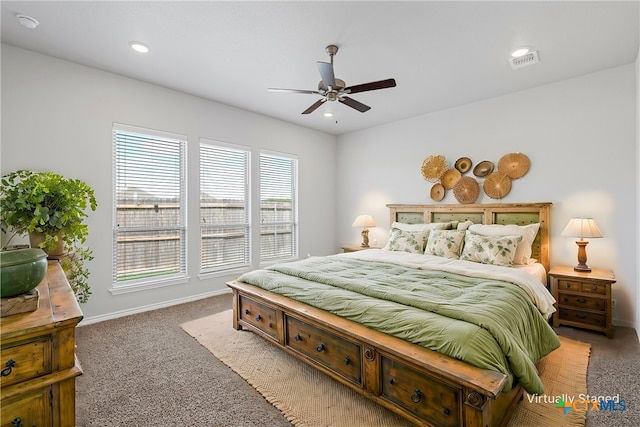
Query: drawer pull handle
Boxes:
[
  {"xmin": 245, "ymin": 309, "xmax": 250, "ymax": 315},
  {"xmin": 255, "ymin": 314, "xmax": 262, "ymax": 321},
  {"xmin": 563, "ymin": 297, "xmax": 568, "ymax": 303},
  {"xmin": 389, "ymin": 378, "xmax": 395, "ymax": 385},
  {"xmin": 577, "ymin": 298, "xmax": 587, "ymax": 303},
  {"xmin": 443, "ymin": 408, "xmax": 451, "ymax": 416},
  {"xmin": 268, "ymin": 322, "xmax": 273, "ymax": 328},
  {"xmin": 591, "ymin": 286, "xmax": 598, "ymax": 291},
  {"xmin": 576, "ymin": 313, "xmax": 587, "ymax": 319},
  {"xmin": 410, "ymin": 389, "xmax": 423, "ymax": 403},
  {"xmin": 344, "ymin": 356, "xmax": 351, "ymax": 365},
  {"xmin": 11, "ymin": 418, "xmax": 23, "ymax": 427},
  {"xmin": 1, "ymin": 359, "xmax": 16, "ymax": 377},
  {"xmin": 294, "ymin": 333, "xmax": 302, "ymax": 341},
  {"xmin": 316, "ymin": 343, "xmax": 326, "ymax": 352}
]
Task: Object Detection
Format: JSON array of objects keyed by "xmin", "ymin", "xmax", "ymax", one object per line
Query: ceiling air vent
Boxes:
[{"xmin": 509, "ymin": 50, "xmax": 539, "ymax": 70}]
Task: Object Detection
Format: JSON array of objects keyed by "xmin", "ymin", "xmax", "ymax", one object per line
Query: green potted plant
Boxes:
[{"xmin": 1, "ymin": 170, "xmax": 97, "ymax": 303}]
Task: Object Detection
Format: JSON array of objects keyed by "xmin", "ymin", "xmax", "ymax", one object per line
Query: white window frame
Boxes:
[
  {"xmin": 199, "ymin": 139, "xmax": 251, "ymax": 277},
  {"xmin": 259, "ymin": 150, "xmax": 298, "ymax": 264},
  {"xmin": 111, "ymin": 123, "xmax": 188, "ymax": 295}
]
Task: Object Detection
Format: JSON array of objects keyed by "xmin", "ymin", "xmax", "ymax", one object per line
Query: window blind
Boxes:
[
  {"xmin": 112, "ymin": 124, "xmax": 187, "ymax": 286},
  {"xmin": 260, "ymin": 152, "xmax": 298, "ymax": 261},
  {"xmin": 199, "ymin": 139, "xmax": 251, "ymax": 273}
]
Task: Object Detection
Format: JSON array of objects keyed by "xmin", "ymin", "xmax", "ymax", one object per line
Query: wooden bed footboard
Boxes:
[{"xmin": 227, "ymin": 280, "xmax": 524, "ymax": 427}]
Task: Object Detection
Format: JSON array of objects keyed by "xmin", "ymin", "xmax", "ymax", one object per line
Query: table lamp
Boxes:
[
  {"xmin": 561, "ymin": 218, "xmax": 603, "ymax": 272},
  {"xmin": 352, "ymin": 215, "xmax": 376, "ymax": 247}
]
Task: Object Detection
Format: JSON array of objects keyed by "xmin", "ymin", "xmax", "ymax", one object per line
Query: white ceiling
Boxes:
[{"xmin": 2, "ymin": 1, "xmax": 639, "ymax": 136}]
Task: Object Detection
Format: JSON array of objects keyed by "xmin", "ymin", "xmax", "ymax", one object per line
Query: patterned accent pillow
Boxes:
[
  {"xmin": 460, "ymin": 231, "xmax": 523, "ymax": 267},
  {"xmin": 467, "ymin": 223, "xmax": 540, "ymax": 265},
  {"xmin": 424, "ymin": 230, "xmax": 465, "ymax": 259},
  {"xmin": 382, "ymin": 228, "xmax": 428, "ymax": 253}
]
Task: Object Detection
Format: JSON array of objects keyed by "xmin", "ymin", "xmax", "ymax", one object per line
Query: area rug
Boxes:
[{"xmin": 181, "ymin": 310, "xmax": 590, "ymax": 427}]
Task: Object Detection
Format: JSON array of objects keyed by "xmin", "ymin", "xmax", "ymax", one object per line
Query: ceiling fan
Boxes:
[{"xmin": 268, "ymin": 45, "xmax": 397, "ymax": 115}]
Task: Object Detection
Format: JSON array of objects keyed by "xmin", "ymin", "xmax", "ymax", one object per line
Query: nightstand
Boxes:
[
  {"xmin": 549, "ymin": 266, "xmax": 615, "ymax": 338},
  {"xmin": 342, "ymin": 245, "xmax": 375, "ymax": 253}
]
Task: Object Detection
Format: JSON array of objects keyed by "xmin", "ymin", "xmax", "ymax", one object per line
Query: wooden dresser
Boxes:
[{"xmin": 1, "ymin": 261, "xmax": 83, "ymax": 427}]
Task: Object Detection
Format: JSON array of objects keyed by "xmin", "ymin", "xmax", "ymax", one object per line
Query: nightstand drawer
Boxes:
[
  {"xmin": 558, "ymin": 293, "xmax": 606, "ymax": 311},
  {"xmin": 581, "ymin": 282, "xmax": 606, "ymax": 295},
  {"xmin": 557, "ymin": 279, "xmax": 607, "ymax": 295},
  {"xmin": 559, "ymin": 308, "xmax": 606, "ymax": 328},
  {"xmin": 556, "ymin": 279, "xmax": 581, "ymax": 292}
]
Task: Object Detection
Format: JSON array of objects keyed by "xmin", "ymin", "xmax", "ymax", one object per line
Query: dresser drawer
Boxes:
[
  {"xmin": 0, "ymin": 388, "xmax": 51, "ymax": 427},
  {"xmin": 381, "ymin": 355, "xmax": 460, "ymax": 427},
  {"xmin": 558, "ymin": 293, "xmax": 606, "ymax": 311},
  {"xmin": 559, "ymin": 307, "xmax": 606, "ymax": 327},
  {"xmin": 285, "ymin": 315, "xmax": 362, "ymax": 385},
  {"xmin": 238, "ymin": 296, "xmax": 279, "ymax": 340},
  {"xmin": 0, "ymin": 338, "xmax": 52, "ymax": 388}
]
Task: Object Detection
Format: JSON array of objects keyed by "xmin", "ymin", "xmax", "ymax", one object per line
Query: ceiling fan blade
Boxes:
[
  {"xmin": 344, "ymin": 78, "xmax": 396, "ymax": 94},
  {"xmin": 302, "ymin": 99, "xmax": 326, "ymax": 115},
  {"xmin": 268, "ymin": 88, "xmax": 319, "ymax": 95},
  {"xmin": 316, "ymin": 61, "xmax": 336, "ymax": 90},
  {"xmin": 339, "ymin": 96, "xmax": 371, "ymax": 113}
]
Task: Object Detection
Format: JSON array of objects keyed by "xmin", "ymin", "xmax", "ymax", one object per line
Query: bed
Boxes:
[{"xmin": 227, "ymin": 202, "xmax": 559, "ymax": 427}]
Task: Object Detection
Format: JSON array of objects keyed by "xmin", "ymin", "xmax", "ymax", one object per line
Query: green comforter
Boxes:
[{"xmin": 238, "ymin": 255, "xmax": 560, "ymax": 394}]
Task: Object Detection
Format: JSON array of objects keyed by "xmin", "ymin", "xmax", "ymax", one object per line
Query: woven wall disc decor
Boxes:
[
  {"xmin": 452, "ymin": 176, "xmax": 480, "ymax": 204},
  {"xmin": 498, "ymin": 152, "xmax": 530, "ymax": 179},
  {"xmin": 454, "ymin": 157, "xmax": 472, "ymax": 174},
  {"xmin": 441, "ymin": 168, "xmax": 461, "ymax": 190},
  {"xmin": 473, "ymin": 160, "xmax": 494, "ymax": 178},
  {"xmin": 483, "ymin": 171, "xmax": 512, "ymax": 199},
  {"xmin": 421, "ymin": 155, "xmax": 448, "ymax": 182},
  {"xmin": 430, "ymin": 183, "xmax": 445, "ymax": 201}
]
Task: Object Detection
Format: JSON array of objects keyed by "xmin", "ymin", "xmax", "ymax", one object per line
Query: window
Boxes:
[
  {"xmin": 112, "ymin": 124, "xmax": 187, "ymax": 293},
  {"xmin": 260, "ymin": 151, "xmax": 298, "ymax": 262},
  {"xmin": 199, "ymin": 139, "xmax": 251, "ymax": 273}
]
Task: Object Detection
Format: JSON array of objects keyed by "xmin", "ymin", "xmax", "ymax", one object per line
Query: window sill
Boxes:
[{"xmin": 110, "ymin": 275, "xmax": 190, "ymax": 295}]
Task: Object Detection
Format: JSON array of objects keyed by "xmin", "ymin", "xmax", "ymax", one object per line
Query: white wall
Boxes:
[
  {"xmin": 337, "ymin": 64, "xmax": 638, "ymax": 327},
  {"xmin": 1, "ymin": 45, "xmax": 338, "ymax": 322},
  {"xmin": 636, "ymin": 45, "xmax": 640, "ymax": 339}
]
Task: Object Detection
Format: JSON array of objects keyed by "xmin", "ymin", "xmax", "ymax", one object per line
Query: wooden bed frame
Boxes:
[{"xmin": 228, "ymin": 202, "xmax": 552, "ymax": 427}]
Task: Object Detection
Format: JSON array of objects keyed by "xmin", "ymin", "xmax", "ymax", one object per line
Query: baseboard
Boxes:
[{"xmin": 79, "ymin": 288, "xmax": 232, "ymax": 326}]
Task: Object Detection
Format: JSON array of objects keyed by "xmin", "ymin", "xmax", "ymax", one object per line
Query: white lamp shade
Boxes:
[
  {"xmin": 352, "ymin": 214, "xmax": 376, "ymax": 228},
  {"xmin": 561, "ymin": 218, "xmax": 603, "ymax": 239}
]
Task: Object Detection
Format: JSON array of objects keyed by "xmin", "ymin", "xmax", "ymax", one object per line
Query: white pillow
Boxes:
[
  {"xmin": 460, "ymin": 231, "xmax": 522, "ymax": 267},
  {"xmin": 467, "ymin": 223, "xmax": 540, "ymax": 265},
  {"xmin": 456, "ymin": 220, "xmax": 475, "ymax": 231}
]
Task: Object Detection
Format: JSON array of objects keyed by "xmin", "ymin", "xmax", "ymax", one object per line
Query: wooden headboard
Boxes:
[{"xmin": 387, "ymin": 203, "xmax": 552, "ymax": 272}]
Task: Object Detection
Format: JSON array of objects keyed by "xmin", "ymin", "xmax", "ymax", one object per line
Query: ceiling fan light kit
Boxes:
[{"xmin": 268, "ymin": 44, "xmax": 397, "ymax": 115}]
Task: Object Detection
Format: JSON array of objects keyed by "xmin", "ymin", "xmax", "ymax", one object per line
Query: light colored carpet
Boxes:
[{"xmin": 182, "ymin": 310, "xmax": 590, "ymax": 427}]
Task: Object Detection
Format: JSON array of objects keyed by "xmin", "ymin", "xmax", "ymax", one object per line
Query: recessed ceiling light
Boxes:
[
  {"xmin": 511, "ymin": 47, "xmax": 530, "ymax": 58},
  {"xmin": 129, "ymin": 41, "xmax": 150, "ymax": 54},
  {"xmin": 16, "ymin": 13, "xmax": 39, "ymax": 29}
]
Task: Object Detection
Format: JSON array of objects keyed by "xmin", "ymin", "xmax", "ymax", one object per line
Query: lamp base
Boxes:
[
  {"xmin": 573, "ymin": 240, "xmax": 591, "ymax": 272},
  {"xmin": 360, "ymin": 228, "xmax": 370, "ymax": 247},
  {"xmin": 573, "ymin": 264, "xmax": 592, "ymax": 273}
]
